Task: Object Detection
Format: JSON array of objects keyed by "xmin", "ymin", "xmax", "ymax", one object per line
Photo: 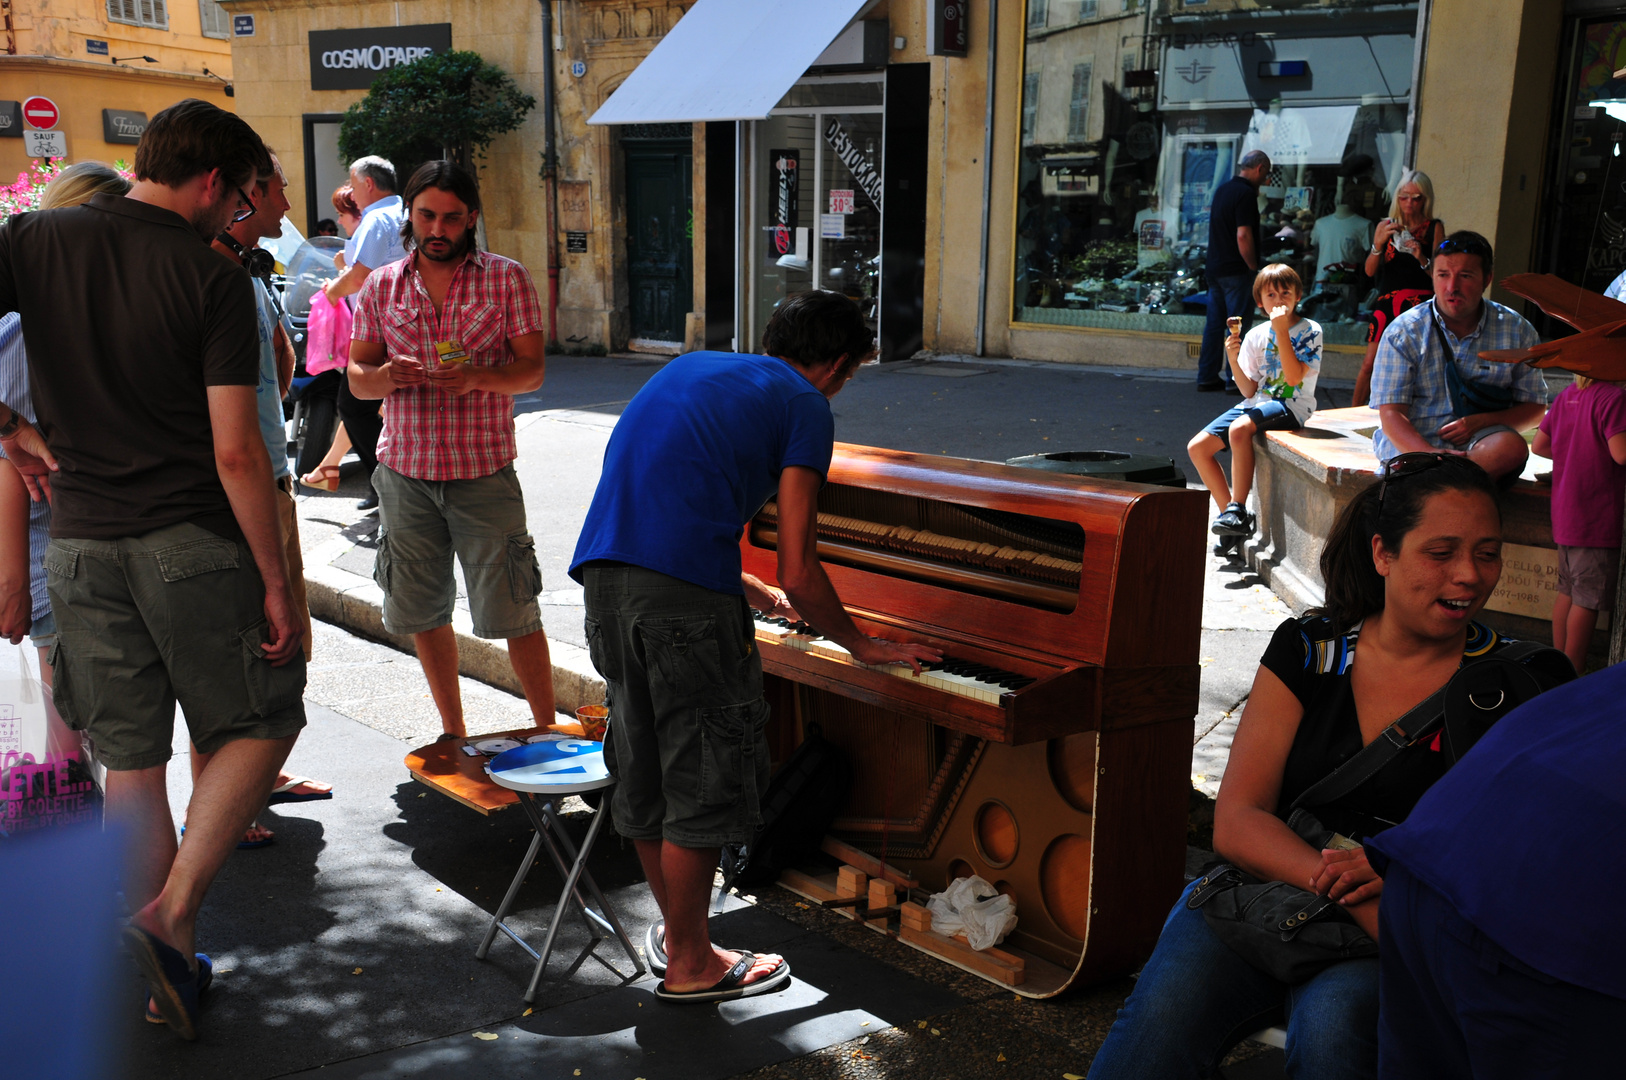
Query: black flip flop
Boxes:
[{"xmin": 653, "ymin": 952, "xmax": 791, "ymax": 1004}]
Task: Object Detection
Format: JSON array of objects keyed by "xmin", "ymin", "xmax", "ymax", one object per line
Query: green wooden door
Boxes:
[{"xmin": 624, "ymin": 139, "xmax": 693, "ymax": 343}]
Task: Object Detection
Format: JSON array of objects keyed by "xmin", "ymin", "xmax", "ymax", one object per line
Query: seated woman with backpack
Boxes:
[{"xmin": 1087, "ymin": 453, "xmax": 1573, "ymax": 1080}]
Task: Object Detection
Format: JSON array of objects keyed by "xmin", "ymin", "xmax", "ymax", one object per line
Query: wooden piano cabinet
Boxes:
[{"xmin": 749, "ymin": 444, "xmax": 1205, "ymax": 996}]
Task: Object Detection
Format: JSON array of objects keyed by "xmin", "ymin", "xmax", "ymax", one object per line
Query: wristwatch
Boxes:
[{"xmin": 0, "ymin": 405, "xmax": 20, "ymax": 440}]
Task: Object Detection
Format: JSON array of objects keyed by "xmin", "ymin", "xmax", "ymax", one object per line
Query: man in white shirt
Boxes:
[{"xmin": 321, "ymin": 155, "xmax": 407, "ymax": 510}]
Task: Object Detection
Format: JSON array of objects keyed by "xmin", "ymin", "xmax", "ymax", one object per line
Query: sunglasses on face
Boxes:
[{"xmin": 232, "ymin": 185, "xmax": 257, "ymax": 224}]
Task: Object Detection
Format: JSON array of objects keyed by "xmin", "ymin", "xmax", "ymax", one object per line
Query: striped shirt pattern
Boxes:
[
  {"xmin": 1369, "ymin": 298, "xmax": 1546, "ymax": 463},
  {"xmin": 0, "ymin": 313, "xmax": 53, "ymax": 620},
  {"xmin": 1299, "ymin": 619, "xmax": 1498, "ymax": 675},
  {"xmin": 351, "ymin": 250, "xmax": 545, "ymax": 481}
]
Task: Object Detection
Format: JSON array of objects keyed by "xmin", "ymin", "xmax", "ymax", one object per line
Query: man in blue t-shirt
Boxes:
[
  {"xmin": 1197, "ymin": 149, "xmax": 1270, "ymax": 391},
  {"xmin": 571, "ymin": 291, "xmax": 939, "ymax": 1004}
]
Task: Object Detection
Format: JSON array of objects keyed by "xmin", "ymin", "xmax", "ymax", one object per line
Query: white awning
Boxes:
[{"xmin": 588, "ymin": 0, "xmax": 873, "ymax": 125}]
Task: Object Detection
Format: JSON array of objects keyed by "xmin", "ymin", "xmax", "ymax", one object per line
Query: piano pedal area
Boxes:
[{"xmin": 775, "ymin": 837, "xmax": 1029, "ymax": 988}]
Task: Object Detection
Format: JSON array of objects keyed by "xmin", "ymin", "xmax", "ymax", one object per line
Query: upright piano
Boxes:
[{"xmin": 742, "ymin": 443, "xmax": 1207, "ymax": 998}]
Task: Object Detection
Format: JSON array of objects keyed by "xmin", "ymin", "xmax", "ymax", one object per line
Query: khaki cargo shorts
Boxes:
[
  {"xmin": 44, "ymin": 521, "xmax": 308, "ymax": 772},
  {"xmin": 372, "ymin": 462, "xmax": 544, "ymax": 639}
]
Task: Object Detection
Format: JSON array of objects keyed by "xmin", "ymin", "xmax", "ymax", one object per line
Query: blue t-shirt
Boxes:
[
  {"xmin": 570, "ymin": 352, "xmax": 835, "ymax": 595},
  {"xmin": 1369, "ymin": 661, "xmax": 1626, "ymax": 999}
]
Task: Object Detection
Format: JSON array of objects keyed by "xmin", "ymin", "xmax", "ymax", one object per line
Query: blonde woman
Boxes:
[
  {"xmin": 0, "ymin": 161, "xmax": 132, "ymax": 675},
  {"xmin": 1354, "ymin": 171, "xmax": 1444, "ymax": 406}
]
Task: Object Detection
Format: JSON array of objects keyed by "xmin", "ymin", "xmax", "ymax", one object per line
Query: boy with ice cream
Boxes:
[{"xmin": 1186, "ymin": 263, "xmax": 1323, "ymax": 545}]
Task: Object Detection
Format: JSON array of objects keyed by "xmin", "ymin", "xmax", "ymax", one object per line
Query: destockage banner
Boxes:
[{"xmin": 309, "ymin": 24, "xmax": 453, "ymax": 92}]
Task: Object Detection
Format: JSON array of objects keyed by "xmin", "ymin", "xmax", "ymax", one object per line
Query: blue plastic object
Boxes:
[{"xmin": 486, "ymin": 738, "xmax": 610, "ymax": 794}]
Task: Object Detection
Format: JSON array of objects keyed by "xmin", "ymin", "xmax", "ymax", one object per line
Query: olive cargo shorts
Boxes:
[
  {"xmin": 582, "ymin": 564, "xmax": 770, "ymax": 848},
  {"xmin": 44, "ymin": 522, "xmax": 307, "ymax": 772},
  {"xmin": 372, "ymin": 463, "xmax": 544, "ymax": 639}
]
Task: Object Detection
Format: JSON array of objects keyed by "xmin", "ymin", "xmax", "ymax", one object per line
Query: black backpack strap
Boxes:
[
  {"xmin": 1289, "ymin": 684, "xmax": 1447, "ymax": 813},
  {"xmin": 1289, "ymin": 637, "xmax": 1564, "ymax": 815}
]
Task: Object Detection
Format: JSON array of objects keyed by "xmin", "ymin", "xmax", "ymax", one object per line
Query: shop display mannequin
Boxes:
[{"xmin": 1311, "ymin": 201, "xmax": 1373, "ymax": 285}]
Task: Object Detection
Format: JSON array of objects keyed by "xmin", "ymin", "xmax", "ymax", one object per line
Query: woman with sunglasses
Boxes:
[
  {"xmin": 1088, "ymin": 453, "xmax": 1521, "ymax": 1080},
  {"xmin": 1354, "ymin": 172, "xmax": 1443, "ymax": 407}
]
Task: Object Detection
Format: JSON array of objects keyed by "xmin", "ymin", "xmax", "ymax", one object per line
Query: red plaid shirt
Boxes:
[{"xmin": 351, "ymin": 250, "xmax": 545, "ymax": 480}]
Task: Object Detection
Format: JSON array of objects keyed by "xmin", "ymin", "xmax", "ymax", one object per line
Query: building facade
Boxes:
[
  {"xmin": 2, "ymin": 0, "xmax": 235, "ymax": 178},
  {"xmin": 210, "ymin": 0, "xmax": 1603, "ymax": 368}
]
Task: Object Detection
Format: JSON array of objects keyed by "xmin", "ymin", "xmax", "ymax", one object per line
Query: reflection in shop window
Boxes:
[
  {"xmin": 1069, "ymin": 64, "xmax": 1092, "ymax": 140},
  {"xmin": 1012, "ymin": 0, "xmax": 1418, "ymax": 347}
]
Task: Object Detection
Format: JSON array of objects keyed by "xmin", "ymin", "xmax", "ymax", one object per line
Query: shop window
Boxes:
[
  {"xmin": 1012, "ymin": 0, "xmax": 1417, "ymax": 346},
  {"xmin": 1069, "ymin": 64, "xmax": 1092, "ymax": 140},
  {"xmin": 198, "ymin": 0, "xmax": 229, "ymax": 38},
  {"xmin": 1536, "ymin": 15, "xmax": 1626, "ymax": 306},
  {"xmin": 107, "ymin": 0, "xmax": 168, "ymax": 30}
]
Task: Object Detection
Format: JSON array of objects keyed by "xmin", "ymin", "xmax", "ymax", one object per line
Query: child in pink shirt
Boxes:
[{"xmin": 1532, "ymin": 377, "xmax": 1626, "ymax": 671}]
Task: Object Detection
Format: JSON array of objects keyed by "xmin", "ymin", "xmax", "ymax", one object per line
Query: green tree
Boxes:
[{"xmin": 338, "ymin": 50, "xmax": 536, "ymax": 180}]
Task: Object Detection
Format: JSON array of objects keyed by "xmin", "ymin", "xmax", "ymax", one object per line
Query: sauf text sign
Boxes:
[{"xmin": 309, "ymin": 24, "xmax": 453, "ymax": 91}]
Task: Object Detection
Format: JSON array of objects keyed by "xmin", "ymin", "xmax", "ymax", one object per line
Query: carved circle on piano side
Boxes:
[
  {"xmin": 1039, "ymin": 834, "xmax": 1094, "ymax": 942},
  {"xmin": 973, "ymin": 800, "xmax": 1019, "ymax": 868},
  {"xmin": 947, "ymin": 858, "xmax": 975, "ymax": 882},
  {"xmin": 1047, "ymin": 732, "xmax": 1098, "ymax": 813}
]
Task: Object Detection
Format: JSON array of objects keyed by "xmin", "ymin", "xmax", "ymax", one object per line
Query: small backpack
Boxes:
[{"xmin": 718, "ymin": 722, "xmax": 851, "ymax": 898}]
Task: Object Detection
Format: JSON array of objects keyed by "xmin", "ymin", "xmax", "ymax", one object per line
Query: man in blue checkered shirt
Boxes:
[{"xmin": 1370, "ymin": 230, "xmax": 1547, "ymax": 481}]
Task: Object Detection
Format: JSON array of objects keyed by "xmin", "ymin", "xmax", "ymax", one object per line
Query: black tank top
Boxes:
[{"xmin": 1373, "ymin": 218, "xmax": 1441, "ymax": 295}]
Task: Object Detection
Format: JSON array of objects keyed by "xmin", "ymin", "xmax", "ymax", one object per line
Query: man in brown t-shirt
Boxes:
[{"xmin": 0, "ymin": 99, "xmax": 303, "ymax": 1041}]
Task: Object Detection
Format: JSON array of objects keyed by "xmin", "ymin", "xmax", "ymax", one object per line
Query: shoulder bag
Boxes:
[
  {"xmin": 1434, "ymin": 306, "xmax": 1516, "ymax": 418},
  {"xmin": 1187, "ymin": 640, "xmax": 1573, "ymax": 984}
]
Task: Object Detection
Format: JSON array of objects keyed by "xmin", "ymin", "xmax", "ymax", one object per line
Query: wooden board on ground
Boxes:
[
  {"xmin": 822, "ymin": 836, "xmax": 920, "ymax": 889},
  {"xmin": 404, "ymin": 727, "xmax": 549, "ymax": 814},
  {"xmin": 898, "ymin": 924, "xmax": 1026, "ymax": 986},
  {"xmin": 779, "ymin": 868, "xmax": 841, "ymax": 904}
]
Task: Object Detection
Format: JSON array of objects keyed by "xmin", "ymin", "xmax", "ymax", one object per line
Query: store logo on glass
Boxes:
[{"xmin": 1175, "ymin": 60, "xmax": 1214, "ymax": 85}]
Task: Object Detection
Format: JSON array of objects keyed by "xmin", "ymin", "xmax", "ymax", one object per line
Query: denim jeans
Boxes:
[
  {"xmin": 1087, "ymin": 878, "xmax": 1379, "ymax": 1080},
  {"xmin": 1197, "ymin": 274, "xmax": 1257, "ymax": 387}
]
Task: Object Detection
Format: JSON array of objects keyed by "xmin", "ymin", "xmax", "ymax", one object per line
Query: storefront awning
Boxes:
[{"xmin": 588, "ymin": 0, "xmax": 873, "ymax": 125}]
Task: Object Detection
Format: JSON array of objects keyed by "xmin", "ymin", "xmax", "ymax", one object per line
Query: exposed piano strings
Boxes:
[{"xmin": 753, "ymin": 496, "xmax": 1084, "ymax": 613}]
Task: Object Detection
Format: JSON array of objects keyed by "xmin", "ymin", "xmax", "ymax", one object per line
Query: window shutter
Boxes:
[
  {"xmin": 199, "ymin": 0, "xmax": 229, "ymax": 38},
  {"xmin": 1069, "ymin": 63, "xmax": 1092, "ymax": 140}
]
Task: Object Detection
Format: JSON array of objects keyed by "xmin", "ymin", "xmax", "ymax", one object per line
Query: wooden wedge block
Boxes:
[
  {"xmin": 899, "ymin": 924, "xmax": 1025, "ymax": 986},
  {"xmin": 899, "ymin": 901, "xmax": 932, "ymax": 931},
  {"xmin": 822, "ymin": 836, "xmax": 920, "ymax": 889},
  {"xmin": 836, "ymin": 865, "xmax": 868, "ymax": 920},
  {"xmin": 867, "ymin": 880, "xmax": 898, "ymax": 932}
]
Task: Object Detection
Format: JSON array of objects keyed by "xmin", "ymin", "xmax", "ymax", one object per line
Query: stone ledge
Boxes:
[
  {"xmin": 1243, "ymin": 406, "xmax": 1580, "ymax": 651},
  {"xmin": 304, "ymin": 562, "xmax": 606, "ymax": 717}
]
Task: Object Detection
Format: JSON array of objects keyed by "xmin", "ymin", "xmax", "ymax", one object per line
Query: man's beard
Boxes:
[
  {"xmin": 415, "ymin": 229, "xmax": 475, "ymax": 262},
  {"xmin": 191, "ymin": 200, "xmax": 238, "ymax": 242}
]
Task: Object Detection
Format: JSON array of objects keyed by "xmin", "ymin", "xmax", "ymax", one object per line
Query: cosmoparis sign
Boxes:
[{"xmin": 308, "ymin": 24, "xmax": 452, "ymax": 91}]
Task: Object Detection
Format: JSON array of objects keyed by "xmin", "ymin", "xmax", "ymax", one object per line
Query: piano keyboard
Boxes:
[{"xmin": 753, "ymin": 612, "xmax": 1037, "ymax": 705}]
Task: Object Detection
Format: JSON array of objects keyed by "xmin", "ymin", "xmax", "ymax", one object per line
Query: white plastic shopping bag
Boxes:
[
  {"xmin": 925, "ymin": 874, "xmax": 1018, "ymax": 950},
  {"xmin": 0, "ymin": 637, "xmax": 101, "ymax": 838}
]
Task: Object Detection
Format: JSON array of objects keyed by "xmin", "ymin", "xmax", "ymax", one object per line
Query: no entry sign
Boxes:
[{"xmin": 22, "ymin": 96, "xmax": 59, "ymax": 130}]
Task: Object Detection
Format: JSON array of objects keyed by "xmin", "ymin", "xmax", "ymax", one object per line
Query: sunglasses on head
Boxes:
[
  {"xmin": 1434, "ymin": 236, "xmax": 1491, "ymax": 261},
  {"xmin": 1376, "ymin": 451, "xmax": 1463, "ymax": 520}
]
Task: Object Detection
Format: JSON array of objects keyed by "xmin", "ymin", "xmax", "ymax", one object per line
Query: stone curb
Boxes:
[{"xmin": 302, "ymin": 534, "xmax": 606, "ymax": 717}]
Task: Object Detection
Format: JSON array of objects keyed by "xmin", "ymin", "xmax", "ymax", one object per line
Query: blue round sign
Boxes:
[{"xmin": 487, "ymin": 738, "xmax": 608, "ymax": 794}]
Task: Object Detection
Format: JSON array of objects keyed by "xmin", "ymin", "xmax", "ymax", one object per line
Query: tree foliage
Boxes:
[{"xmin": 338, "ymin": 50, "xmax": 536, "ymax": 180}]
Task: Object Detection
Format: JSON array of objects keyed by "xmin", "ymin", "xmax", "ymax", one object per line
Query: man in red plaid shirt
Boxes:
[{"xmin": 349, "ymin": 161, "xmax": 554, "ymax": 737}]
